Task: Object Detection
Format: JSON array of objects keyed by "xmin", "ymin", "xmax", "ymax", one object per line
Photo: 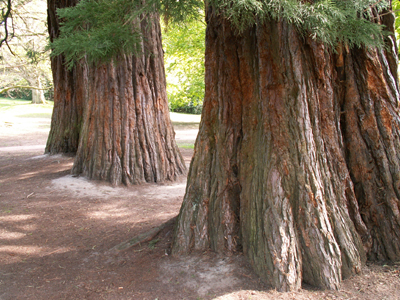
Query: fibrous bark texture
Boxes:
[
  {"xmin": 45, "ymin": 0, "xmax": 87, "ymax": 154},
  {"xmin": 173, "ymin": 7, "xmax": 400, "ymax": 292},
  {"xmin": 71, "ymin": 14, "xmax": 185, "ymax": 185}
]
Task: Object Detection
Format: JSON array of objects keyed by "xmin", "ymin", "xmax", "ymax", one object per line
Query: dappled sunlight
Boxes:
[
  {"xmin": 0, "ymin": 214, "xmax": 38, "ymax": 234},
  {"xmin": 51, "ymin": 175, "xmax": 140, "ymax": 198},
  {"xmin": 14, "ymin": 170, "xmax": 45, "ymax": 181},
  {"xmin": 0, "ymin": 230, "xmax": 27, "ymax": 239},
  {"xmin": 50, "ymin": 175, "xmax": 187, "ymax": 201},
  {"xmin": 0, "ymin": 145, "xmax": 46, "ymax": 152},
  {"xmin": 87, "ymin": 205, "xmax": 132, "ymax": 221},
  {"xmin": 14, "ymin": 223, "xmax": 37, "ymax": 231},
  {"xmin": 0, "ymin": 214, "xmax": 36, "ymax": 222},
  {"xmin": 213, "ymin": 290, "xmax": 286, "ymax": 300},
  {"xmin": 0, "ymin": 245, "xmax": 72, "ymax": 257},
  {"xmin": 143, "ymin": 211, "xmax": 177, "ymax": 220},
  {"xmin": 162, "ymin": 183, "xmax": 186, "ymax": 190},
  {"xmin": 84, "ymin": 200, "xmax": 177, "ymax": 226},
  {"xmin": 212, "ymin": 290, "xmax": 263, "ymax": 300},
  {"xmin": 0, "ymin": 212, "xmax": 75, "ymax": 260},
  {"xmin": 0, "ymin": 108, "xmax": 200, "ymax": 298},
  {"xmin": 0, "ymin": 158, "xmax": 73, "ymax": 185},
  {"xmin": 0, "ymin": 245, "xmax": 46, "ymax": 255}
]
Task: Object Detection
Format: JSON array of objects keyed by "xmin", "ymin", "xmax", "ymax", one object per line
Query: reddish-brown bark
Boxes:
[
  {"xmin": 173, "ymin": 6, "xmax": 400, "ymax": 292},
  {"xmin": 342, "ymin": 36, "xmax": 400, "ymax": 261},
  {"xmin": 45, "ymin": 0, "xmax": 87, "ymax": 154},
  {"xmin": 71, "ymin": 14, "xmax": 186, "ymax": 185}
]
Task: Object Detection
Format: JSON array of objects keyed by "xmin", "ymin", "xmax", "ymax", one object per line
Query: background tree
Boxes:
[
  {"xmin": 49, "ymin": 0, "xmax": 191, "ymax": 184},
  {"xmin": 172, "ymin": 0, "xmax": 400, "ymax": 292},
  {"xmin": 0, "ymin": 0, "xmax": 51, "ymax": 104},
  {"xmin": 394, "ymin": 0, "xmax": 400, "ymax": 58},
  {"xmin": 45, "ymin": 0, "xmax": 87, "ymax": 154}
]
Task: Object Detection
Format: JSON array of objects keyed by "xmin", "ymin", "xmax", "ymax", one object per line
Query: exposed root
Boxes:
[{"xmin": 108, "ymin": 217, "xmax": 177, "ymax": 253}]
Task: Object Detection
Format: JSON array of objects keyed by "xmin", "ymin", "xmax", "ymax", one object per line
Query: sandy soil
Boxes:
[{"xmin": 0, "ymin": 110, "xmax": 400, "ymax": 299}]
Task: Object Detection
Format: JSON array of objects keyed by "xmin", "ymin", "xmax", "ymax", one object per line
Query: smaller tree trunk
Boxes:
[
  {"xmin": 45, "ymin": 0, "xmax": 86, "ymax": 154},
  {"xmin": 71, "ymin": 13, "xmax": 185, "ymax": 185}
]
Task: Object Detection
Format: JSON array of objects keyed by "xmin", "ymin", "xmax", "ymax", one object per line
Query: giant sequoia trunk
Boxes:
[
  {"xmin": 45, "ymin": 0, "xmax": 87, "ymax": 154},
  {"xmin": 71, "ymin": 14, "xmax": 185, "ymax": 185},
  {"xmin": 172, "ymin": 7, "xmax": 400, "ymax": 291}
]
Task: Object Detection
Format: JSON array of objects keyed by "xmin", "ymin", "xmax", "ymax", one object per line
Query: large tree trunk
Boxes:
[
  {"xmin": 172, "ymin": 7, "xmax": 400, "ymax": 292},
  {"xmin": 45, "ymin": 0, "xmax": 87, "ymax": 154},
  {"xmin": 71, "ymin": 13, "xmax": 185, "ymax": 185}
]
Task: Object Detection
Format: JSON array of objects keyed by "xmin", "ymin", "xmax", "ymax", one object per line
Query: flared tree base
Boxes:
[
  {"xmin": 71, "ymin": 14, "xmax": 186, "ymax": 185},
  {"xmin": 173, "ymin": 11, "xmax": 400, "ymax": 292}
]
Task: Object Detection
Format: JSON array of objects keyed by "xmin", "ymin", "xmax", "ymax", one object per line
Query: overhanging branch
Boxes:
[{"xmin": 0, "ymin": 85, "xmax": 48, "ymax": 94}]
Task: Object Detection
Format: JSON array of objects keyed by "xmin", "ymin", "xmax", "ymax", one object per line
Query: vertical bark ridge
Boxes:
[
  {"xmin": 237, "ymin": 22, "xmax": 303, "ymax": 291},
  {"xmin": 304, "ymin": 38, "xmax": 366, "ymax": 280},
  {"xmin": 342, "ymin": 42, "xmax": 400, "ymax": 261},
  {"xmin": 71, "ymin": 13, "xmax": 185, "ymax": 185}
]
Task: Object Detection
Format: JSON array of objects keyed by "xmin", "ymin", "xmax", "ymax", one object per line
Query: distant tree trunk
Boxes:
[
  {"xmin": 172, "ymin": 7, "xmax": 400, "ymax": 292},
  {"xmin": 71, "ymin": 13, "xmax": 185, "ymax": 185},
  {"xmin": 45, "ymin": 0, "xmax": 87, "ymax": 154},
  {"xmin": 31, "ymin": 78, "xmax": 46, "ymax": 104}
]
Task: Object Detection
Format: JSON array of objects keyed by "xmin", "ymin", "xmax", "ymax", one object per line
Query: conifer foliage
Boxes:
[
  {"xmin": 51, "ymin": 0, "xmax": 390, "ymax": 67},
  {"xmin": 50, "ymin": 0, "xmax": 203, "ymax": 67}
]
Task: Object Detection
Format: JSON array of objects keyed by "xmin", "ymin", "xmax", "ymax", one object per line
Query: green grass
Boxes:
[
  {"xmin": 17, "ymin": 113, "xmax": 53, "ymax": 118},
  {"xmin": 0, "ymin": 98, "xmax": 54, "ymax": 118},
  {"xmin": 178, "ymin": 143, "xmax": 195, "ymax": 149},
  {"xmin": 0, "ymin": 98, "xmax": 32, "ymax": 110},
  {"xmin": 0, "ymin": 98, "xmax": 199, "ymax": 132}
]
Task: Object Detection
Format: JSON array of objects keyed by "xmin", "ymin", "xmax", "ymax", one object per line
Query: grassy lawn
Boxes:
[
  {"xmin": 0, "ymin": 98, "xmax": 31, "ymax": 109},
  {"xmin": 0, "ymin": 98, "xmax": 200, "ymax": 123},
  {"xmin": 178, "ymin": 143, "xmax": 195, "ymax": 149},
  {"xmin": 0, "ymin": 98, "xmax": 54, "ymax": 119},
  {"xmin": 0, "ymin": 98, "xmax": 199, "ymax": 149}
]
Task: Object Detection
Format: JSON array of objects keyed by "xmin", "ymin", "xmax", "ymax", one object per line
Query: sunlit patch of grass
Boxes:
[
  {"xmin": 0, "ymin": 98, "xmax": 54, "ymax": 118},
  {"xmin": 17, "ymin": 112, "xmax": 52, "ymax": 119},
  {"xmin": 178, "ymin": 143, "xmax": 194, "ymax": 149},
  {"xmin": 0, "ymin": 98, "xmax": 31, "ymax": 110}
]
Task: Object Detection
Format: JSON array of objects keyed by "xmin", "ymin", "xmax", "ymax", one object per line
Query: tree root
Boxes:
[{"xmin": 108, "ymin": 217, "xmax": 177, "ymax": 253}]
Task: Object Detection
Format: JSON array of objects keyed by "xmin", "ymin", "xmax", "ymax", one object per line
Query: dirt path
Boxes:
[{"xmin": 0, "ymin": 110, "xmax": 400, "ymax": 299}]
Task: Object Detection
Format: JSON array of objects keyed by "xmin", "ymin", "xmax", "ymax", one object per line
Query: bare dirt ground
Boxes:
[{"xmin": 1, "ymin": 108, "xmax": 400, "ymax": 300}]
